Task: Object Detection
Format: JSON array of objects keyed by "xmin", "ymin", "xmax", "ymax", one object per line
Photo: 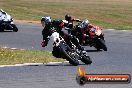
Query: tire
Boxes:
[
  {"xmin": 81, "ymin": 55, "xmax": 92, "ymax": 64},
  {"xmin": 0, "ymin": 28, "xmax": 4, "ymax": 32},
  {"xmin": 11, "ymin": 24, "xmax": 18, "ymax": 32},
  {"xmin": 52, "ymin": 46, "xmax": 61, "ymax": 58},
  {"xmin": 95, "ymin": 39, "xmax": 107, "ymax": 51},
  {"xmin": 99, "ymin": 39, "xmax": 107, "ymax": 51},
  {"xmin": 95, "ymin": 45, "xmax": 101, "ymax": 51},
  {"xmin": 0, "ymin": 25, "xmax": 4, "ymax": 32},
  {"xmin": 61, "ymin": 48, "xmax": 79, "ymax": 66}
]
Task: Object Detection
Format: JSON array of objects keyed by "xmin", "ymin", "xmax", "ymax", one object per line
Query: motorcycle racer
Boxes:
[
  {"xmin": 0, "ymin": 9, "xmax": 6, "ymax": 25},
  {"xmin": 64, "ymin": 14, "xmax": 81, "ymax": 29},
  {"xmin": 41, "ymin": 16, "xmax": 52, "ymax": 47},
  {"xmin": 74, "ymin": 19, "xmax": 96, "ymax": 45},
  {"xmin": 41, "ymin": 16, "xmax": 92, "ymax": 65},
  {"xmin": 73, "ymin": 19, "xmax": 107, "ymax": 51},
  {"xmin": 41, "ymin": 16, "xmax": 84, "ymax": 51}
]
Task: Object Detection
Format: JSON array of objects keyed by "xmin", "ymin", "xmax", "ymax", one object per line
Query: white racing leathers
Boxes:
[{"xmin": 0, "ymin": 10, "xmax": 12, "ymax": 22}]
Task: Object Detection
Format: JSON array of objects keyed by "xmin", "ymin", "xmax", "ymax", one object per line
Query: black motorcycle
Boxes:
[{"xmin": 41, "ymin": 17, "xmax": 92, "ymax": 65}]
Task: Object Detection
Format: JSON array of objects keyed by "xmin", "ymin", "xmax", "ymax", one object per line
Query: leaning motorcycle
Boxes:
[
  {"xmin": 88, "ymin": 26, "xmax": 107, "ymax": 51},
  {"xmin": 51, "ymin": 20, "xmax": 92, "ymax": 65},
  {"xmin": 0, "ymin": 10, "xmax": 18, "ymax": 32},
  {"xmin": 51, "ymin": 27, "xmax": 92, "ymax": 65},
  {"xmin": 49, "ymin": 27, "xmax": 80, "ymax": 66},
  {"xmin": 74, "ymin": 20, "xmax": 107, "ymax": 51}
]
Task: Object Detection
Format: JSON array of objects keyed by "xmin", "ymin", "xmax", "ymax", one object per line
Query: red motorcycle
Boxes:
[{"xmin": 74, "ymin": 20, "xmax": 107, "ymax": 51}]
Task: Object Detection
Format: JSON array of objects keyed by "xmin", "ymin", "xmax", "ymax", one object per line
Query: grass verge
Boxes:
[
  {"xmin": 0, "ymin": 0, "xmax": 132, "ymax": 30},
  {"xmin": 0, "ymin": 48, "xmax": 64, "ymax": 65}
]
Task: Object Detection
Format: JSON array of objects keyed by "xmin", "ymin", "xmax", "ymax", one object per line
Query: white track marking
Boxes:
[
  {"xmin": 107, "ymin": 29, "xmax": 115, "ymax": 31},
  {"xmin": 10, "ymin": 48, "xmax": 17, "ymax": 50}
]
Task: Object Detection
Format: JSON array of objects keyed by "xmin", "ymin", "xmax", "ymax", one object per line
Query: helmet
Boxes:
[
  {"xmin": 41, "ymin": 16, "xmax": 51, "ymax": 23},
  {"xmin": 41, "ymin": 16, "xmax": 51, "ymax": 27},
  {"xmin": 79, "ymin": 19, "xmax": 90, "ymax": 28},
  {"xmin": 65, "ymin": 14, "xmax": 72, "ymax": 21},
  {"xmin": 83, "ymin": 19, "xmax": 89, "ymax": 26}
]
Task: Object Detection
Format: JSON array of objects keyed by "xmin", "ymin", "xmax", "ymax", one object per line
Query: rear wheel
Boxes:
[
  {"xmin": 0, "ymin": 28, "xmax": 4, "ymax": 32},
  {"xmin": 80, "ymin": 55, "xmax": 92, "ymax": 64}
]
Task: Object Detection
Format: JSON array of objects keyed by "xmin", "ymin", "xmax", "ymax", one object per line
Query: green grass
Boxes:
[
  {"xmin": 0, "ymin": 0, "xmax": 132, "ymax": 29},
  {"xmin": 0, "ymin": 48, "xmax": 64, "ymax": 65}
]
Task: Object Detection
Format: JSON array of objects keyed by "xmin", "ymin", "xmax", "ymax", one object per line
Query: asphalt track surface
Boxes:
[{"xmin": 0, "ymin": 22, "xmax": 132, "ymax": 88}]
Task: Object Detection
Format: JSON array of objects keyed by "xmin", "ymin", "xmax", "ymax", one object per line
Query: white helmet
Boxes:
[
  {"xmin": 82, "ymin": 19, "xmax": 89, "ymax": 26},
  {"xmin": 41, "ymin": 16, "xmax": 51, "ymax": 23},
  {"xmin": 41, "ymin": 16, "xmax": 51, "ymax": 27},
  {"xmin": 79, "ymin": 19, "xmax": 89, "ymax": 28}
]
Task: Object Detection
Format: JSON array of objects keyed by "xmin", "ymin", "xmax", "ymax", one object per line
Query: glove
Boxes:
[{"xmin": 41, "ymin": 40, "xmax": 47, "ymax": 47}]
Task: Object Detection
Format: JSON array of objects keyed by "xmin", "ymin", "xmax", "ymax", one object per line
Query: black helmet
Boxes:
[{"xmin": 65, "ymin": 14, "xmax": 72, "ymax": 21}]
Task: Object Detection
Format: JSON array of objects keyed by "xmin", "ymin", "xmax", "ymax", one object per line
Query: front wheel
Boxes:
[
  {"xmin": 95, "ymin": 38, "xmax": 107, "ymax": 51},
  {"xmin": 11, "ymin": 24, "xmax": 18, "ymax": 32},
  {"xmin": 99, "ymin": 39, "xmax": 107, "ymax": 51},
  {"xmin": 52, "ymin": 46, "xmax": 61, "ymax": 58},
  {"xmin": 0, "ymin": 28, "xmax": 4, "ymax": 32},
  {"xmin": 0, "ymin": 24, "xmax": 4, "ymax": 32},
  {"xmin": 61, "ymin": 48, "xmax": 79, "ymax": 66}
]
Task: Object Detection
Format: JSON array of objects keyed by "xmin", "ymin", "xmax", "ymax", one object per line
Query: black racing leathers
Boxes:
[{"xmin": 42, "ymin": 20, "xmax": 83, "ymax": 50}]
